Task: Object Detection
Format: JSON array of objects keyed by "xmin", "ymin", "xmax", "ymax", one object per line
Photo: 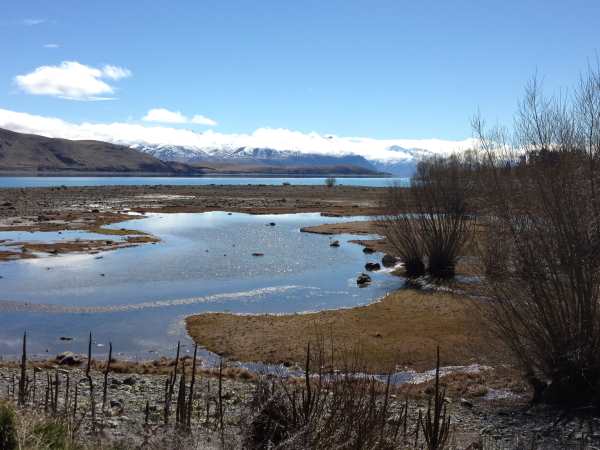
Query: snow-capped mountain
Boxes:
[
  {"xmin": 0, "ymin": 108, "xmax": 476, "ymax": 176},
  {"xmin": 131, "ymin": 143, "xmax": 436, "ymax": 175}
]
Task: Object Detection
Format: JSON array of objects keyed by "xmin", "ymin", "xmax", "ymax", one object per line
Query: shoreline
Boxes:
[{"xmin": 0, "ymin": 184, "xmax": 386, "ymax": 260}]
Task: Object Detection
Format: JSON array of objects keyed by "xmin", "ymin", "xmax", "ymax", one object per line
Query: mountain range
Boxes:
[
  {"xmin": 0, "ymin": 128, "xmax": 390, "ymax": 176},
  {"xmin": 132, "ymin": 143, "xmax": 431, "ymax": 176},
  {"xmin": 0, "ymin": 108, "xmax": 476, "ymax": 177}
]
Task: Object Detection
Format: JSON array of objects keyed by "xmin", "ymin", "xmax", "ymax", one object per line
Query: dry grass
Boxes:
[
  {"xmin": 87, "ymin": 227, "xmax": 149, "ymax": 236},
  {"xmin": 186, "ymin": 289, "xmax": 507, "ymax": 372}
]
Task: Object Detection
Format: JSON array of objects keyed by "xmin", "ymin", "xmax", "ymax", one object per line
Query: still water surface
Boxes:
[
  {"xmin": 0, "ymin": 176, "xmax": 407, "ymax": 188},
  {"xmin": 0, "ymin": 212, "xmax": 404, "ymax": 360}
]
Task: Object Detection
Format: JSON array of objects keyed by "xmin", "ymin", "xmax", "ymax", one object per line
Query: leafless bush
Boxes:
[
  {"xmin": 420, "ymin": 347, "xmax": 451, "ymax": 450},
  {"xmin": 473, "ymin": 63, "xmax": 600, "ymax": 407},
  {"xmin": 379, "ymin": 183, "xmax": 426, "ymax": 278},
  {"xmin": 242, "ymin": 342, "xmax": 417, "ymax": 450},
  {"xmin": 381, "ymin": 156, "xmax": 474, "ymax": 279}
]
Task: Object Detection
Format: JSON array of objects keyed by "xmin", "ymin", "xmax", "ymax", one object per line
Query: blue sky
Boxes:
[{"xmin": 1, "ymin": 0, "xmax": 599, "ymax": 143}]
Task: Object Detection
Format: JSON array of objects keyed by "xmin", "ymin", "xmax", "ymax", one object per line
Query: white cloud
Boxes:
[
  {"xmin": 143, "ymin": 108, "xmax": 218, "ymax": 126},
  {"xmin": 191, "ymin": 114, "xmax": 218, "ymax": 126},
  {"xmin": 102, "ymin": 65, "xmax": 131, "ymax": 80},
  {"xmin": 0, "ymin": 108, "xmax": 475, "ymax": 163},
  {"xmin": 14, "ymin": 61, "xmax": 132, "ymax": 101},
  {"xmin": 43, "ymin": 43, "xmax": 60, "ymax": 48},
  {"xmin": 143, "ymin": 108, "xmax": 188, "ymax": 124},
  {"xmin": 23, "ymin": 18, "xmax": 46, "ymax": 26}
]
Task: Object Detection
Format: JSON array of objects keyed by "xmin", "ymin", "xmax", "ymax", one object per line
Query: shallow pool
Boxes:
[{"xmin": 0, "ymin": 212, "xmax": 404, "ymax": 360}]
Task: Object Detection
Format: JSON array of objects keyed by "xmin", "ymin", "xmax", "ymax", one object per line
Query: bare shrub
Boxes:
[
  {"xmin": 379, "ymin": 183, "xmax": 426, "ymax": 277},
  {"xmin": 381, "ymin": 156, "xmax": 474, "ymax": 279},
  {"xmin": 243, "ymin": 342, "xmax": 414, "ymax": 450},
  {"xmin": 324, "ymin": 176, "xmax": 337, "ymax": 187},
  {"xmin": 473, "ymin": 64, "xmax": 600, "ymax": 407},
  {"xmin": 420, "ymin": 347, "xmax": 451, "ymax": 450}
]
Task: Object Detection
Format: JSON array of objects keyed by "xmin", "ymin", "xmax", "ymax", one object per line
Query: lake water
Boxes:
[
  {"xmin": 0, "ymin": 176, "xmax": 407, "ymax": 188},
  {"xmin": 0, "ymin": 212, "xmax": 404, "ymax": 361}
]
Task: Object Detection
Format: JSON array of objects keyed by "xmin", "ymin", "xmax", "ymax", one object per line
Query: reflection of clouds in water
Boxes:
[{"xmin": 19, "ymin": 252, "xmax": 96, "ymax": 268}]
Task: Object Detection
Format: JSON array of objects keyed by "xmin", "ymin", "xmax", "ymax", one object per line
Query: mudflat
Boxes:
[{"xmin": 0, "ymin": 184, "xmax": 386, "ymax": 224}]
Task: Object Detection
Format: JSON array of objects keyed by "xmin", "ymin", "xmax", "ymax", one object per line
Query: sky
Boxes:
[{"xmin": 0, "ymin": 0, "xmax": 599, "ymax": 154}]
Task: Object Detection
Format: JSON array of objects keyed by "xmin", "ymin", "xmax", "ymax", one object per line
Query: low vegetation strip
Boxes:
[{"xmin": 186, "ymin": 289, "xmax": 505, "ymax": 372}]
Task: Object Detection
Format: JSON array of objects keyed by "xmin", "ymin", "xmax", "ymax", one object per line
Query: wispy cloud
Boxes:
[
  {"xmin": 23, "ymin": 18, "xmax": 46, "ymax": 26},
  {"xmin": 14, "ymin": 61, "xmax": 132, "ymax": 101},
  {"xmin": 102, "ymin": 65, "xmax": 131, "ymax": 80},
  {"xmin": 0, "ymin": 108, "xmax": 474, "ymax": 162},
  {"xmin": 43, "ymin": 43, "xmax": 60, "ymax": 49},
  {"xmin": 142, "ymin": 108, "xmax": 218, "ymax": 126}
]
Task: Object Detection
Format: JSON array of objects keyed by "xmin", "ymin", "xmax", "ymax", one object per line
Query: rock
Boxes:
[
  {"xmin": 363, "ymin": 247, "xmax": 375, "ymax": 254},
  {"xmin": 356, "ymin": 273, "xmax": 372, "ymax": 286},
  {"xmin": 460, "ymin": 398, "xmax": 474, "ymax": 408},
  {"xmin": 111, "ymin": 378, "xmax": 122, "ymax": 386},
  {"xmin": 329, "ymin": 240, "xmax": 340, "ymax": 247},
  {"xmin": 252, "ymin": 253, "xmax": 264, "ymax": 257},
  {"xmin": 123, "ymin": 375, "xmax": 138, "ymax": 386},
  {"xmin": 56, "ymin": 351, "xmax": 82, "ymax": 366},
  {"xmin": 365, "ymin": 262, "xmax": 381, "ymax": 271},
  {"xmin": 59, "ymin": 336, "xmax": 73, "ymax": 341},
  {"xmin": 267, "ymin": 222, "xmax": 276, "ymax": 226},
  {"xmin": 382, "ymin": 254, "xmax": 399, "ymax": 268},
  {"xmin": 110, "ymin": 399, "xmax": 123, "ymax": 408}
]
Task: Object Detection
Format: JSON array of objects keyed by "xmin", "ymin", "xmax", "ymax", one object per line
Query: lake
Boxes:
[
  {"xmin": 0, "ymin": 212, "xmax": 404, "ymax": 361},
  {"xmin": 0, "ymin": 176, "xmax": 407, "ymax": 188}
]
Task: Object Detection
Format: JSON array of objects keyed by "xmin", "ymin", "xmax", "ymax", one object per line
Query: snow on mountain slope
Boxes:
[{"xmin": 0, "ymin": 108, "xmax": 476, "ymax": 176}]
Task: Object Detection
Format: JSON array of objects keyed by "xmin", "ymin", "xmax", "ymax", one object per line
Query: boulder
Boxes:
[
  {"xmin": 365, "ymin": 262, "xmax": 381, "ymax": 271},
  {"xmin": 329, "ymin": 240, "xmax": 340, "ymax": 247},
  {"xmin": 252, "ymin": 253, "xmax": 264, "ymax": 257},
  {"xmin": 356, "ymin": 273, "xmax": 372, "ymax": 286},
  {"xmin": 460, "ymin": 398, "xmax": 474, "ymax": 408},
  {"xmin": 123, "ymin": 375, "xmax": 138, "ymax": 386},
  {"xmin": 56, "ymin": 351, "xmax": 82, "ymax": 366},
  {"xmin": 382, "ymin": 254, "xmax": 399, "ymax": 268},
  {"xmin": 363, "ymin": 247, "xmax": 375, "ymax": 254},
  {"xmin": 110, "ymin": 399, "xmax": 123, "ymax": 409}
]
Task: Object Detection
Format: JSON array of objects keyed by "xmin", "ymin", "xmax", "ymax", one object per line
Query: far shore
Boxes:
[{"xmin": 0, "ymin": 171, "xmax": 393, "ymax": 178}]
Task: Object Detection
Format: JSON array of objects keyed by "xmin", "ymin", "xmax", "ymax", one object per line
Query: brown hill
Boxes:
[{"xmin": 0, "ymin": 128, "xmax": 198, "ymax": 174}]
